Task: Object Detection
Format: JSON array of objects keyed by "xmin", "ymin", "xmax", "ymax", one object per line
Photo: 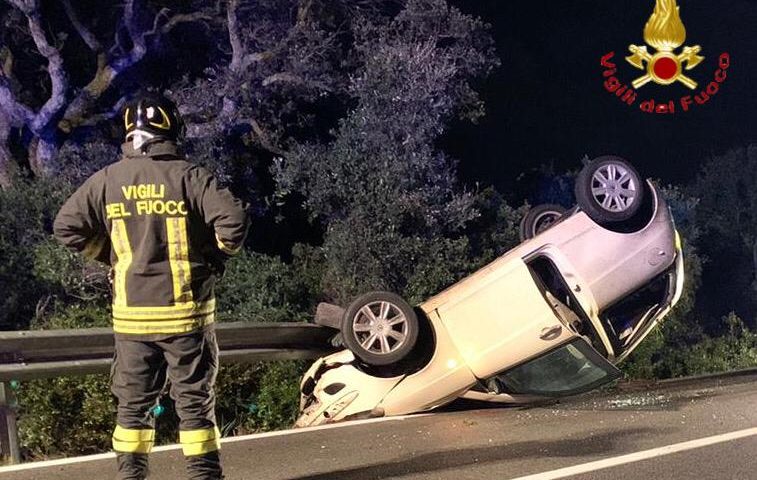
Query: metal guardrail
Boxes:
[{"xmin": 0, "ymin": 322, "xmax": 337, "ymax": 464}]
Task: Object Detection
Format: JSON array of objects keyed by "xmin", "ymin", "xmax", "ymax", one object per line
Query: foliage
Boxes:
[
  {"xmin": 18, "ymin": 375, "xmax": 115, "ymax": 460},
  {"xmin": 275, "ymin": 0, "xmax": 498, "ymax": 302},
  {"xmin": 464, "ymin": 187, "xmax": 526, "ymax": 264},
  {"xmin": 252, "ymin": 361, "xmax": 304, "ymax": 429},
  {"xmin": 0, "ymin": 176, "xmax": 72, "ymax": 329},
  {"xmin": 56, "ymin": 139, "xmax": 120, "ymax": 185},
  {"xmin": 623, "ymin": 313, "xmax": 757, "ymax": 380},
  {"xmin": 32, "ymin": 239, "xmax": 111, "ymax": 308},
  {"xmin": 17, "ymin": 303, "xmax": 113, "ymax": 459},
  {"xmin": 691, "ymin": 145, "xmax": 757, "ymax": 328},
  {"xmin": 694, "ymin": 146, "xmax": 757, "ymax": 247},
  {"xmin": 215, "ymin": 250, "xmax": 315, "ymax": 323}
]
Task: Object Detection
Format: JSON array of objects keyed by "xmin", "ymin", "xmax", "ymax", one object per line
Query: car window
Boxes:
[
  {"xmin": 601, "ymin": 264, "xmax": 676, "ymax": 353},
  {"xmin": 492, "ymin": 338, "xmax": 621, "ymax": 397},
  {"xmin": 527, "ymin": 256, "xmax": 609, "ymax": 357}
]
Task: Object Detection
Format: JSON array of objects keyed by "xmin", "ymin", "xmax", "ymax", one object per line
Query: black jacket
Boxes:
[{"xmin": 54, "ymin": 141, "xmax": 249, "ymax": 337}]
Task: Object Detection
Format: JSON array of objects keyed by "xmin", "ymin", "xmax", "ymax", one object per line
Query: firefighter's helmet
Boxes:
[{"xmin": 123, "ymin": 93, "xmax": 184, "ymax": 149}]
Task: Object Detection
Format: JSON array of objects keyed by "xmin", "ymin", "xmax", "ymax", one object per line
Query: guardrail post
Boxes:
[{"xmin": 0, "ymin": 382, "xmax": 20, "ymax": 464}]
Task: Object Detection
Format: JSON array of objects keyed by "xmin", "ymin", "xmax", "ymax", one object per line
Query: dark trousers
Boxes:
[{"xmin": 111, "ymin": 328, "xmax": 223, "ymax": 479}]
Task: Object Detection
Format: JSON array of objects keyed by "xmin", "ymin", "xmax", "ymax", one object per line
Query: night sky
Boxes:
[{"xmin": 448, "ymin": 0, "xmax": 757, "ymax": 196}]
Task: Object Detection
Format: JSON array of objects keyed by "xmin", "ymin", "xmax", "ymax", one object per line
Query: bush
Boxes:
[
  {"xmin": 18, "ymin": 375, "xmax": 114, "ymax": 460},
  {"xmin": 624, "ymin": 313, "xmax": 757, "ymax": 380},
  {"xmin": 0, "ymin": 177, "xmax": 72, "ymax": 329},
  {"xmin": 57, "ymin": 139, "xmax": 119, "ymax": 186},
  {"xmin": 215, "ymin": 250, "xmax": 315, "ymax": 323},
  {"xmin": 17, "ymin": 304, "xmax": 113, "ymax": 459}
]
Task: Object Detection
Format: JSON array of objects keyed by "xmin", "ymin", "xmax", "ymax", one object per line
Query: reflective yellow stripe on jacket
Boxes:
[
  {"xmin": 111, "ymin": 219, "xmax": 132, "ymax": 307},
  {"xmin": 112, "ymin": 299, "xmax": 216, "ymax": 335},
  {"xmin": 167, "ymin": 217, "xmax": 194, "ymax": 304},
  {"xmin": 215, "ymin": 233, "xmax": 243, "ymax": 255},
  {"xmin": 110, "ymin": 216, "xmax": 216, "ymax": 335}
]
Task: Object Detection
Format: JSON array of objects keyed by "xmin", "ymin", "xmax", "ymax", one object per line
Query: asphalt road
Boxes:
[{"xmin": 3, "ymin": 371, "xmax": 757, "ymax": 480}]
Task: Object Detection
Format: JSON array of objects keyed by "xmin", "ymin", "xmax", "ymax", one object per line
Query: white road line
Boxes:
[
  {"xmin": 0, "ymin": 413, "xmax": 427, "ymax": 474},
  {"xmin": 507, "ymin": 426, "xmax": 757, "ymax": 480}
]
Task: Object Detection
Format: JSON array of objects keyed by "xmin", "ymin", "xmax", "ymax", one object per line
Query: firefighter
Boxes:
[{"xmin": 53, "ymin": 92, "xmax": 249, "ymax": 480}]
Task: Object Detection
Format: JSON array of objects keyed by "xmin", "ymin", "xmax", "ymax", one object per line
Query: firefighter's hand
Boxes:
[{"xmin": 202, "ymin": 246, "xmax": 228, "ymax": 279}]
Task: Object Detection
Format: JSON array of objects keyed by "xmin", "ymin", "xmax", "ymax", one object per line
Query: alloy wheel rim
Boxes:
[
  {"xmin": 590, "ymin": 163, "xmax": 637, "ymax": 212},
  {"xmin": 352, "ymin": 301, "xmax": 407, "ymax": 355},
  {"xmin": 532, "ymin": 211, "xmax": 561, "ymax": 235}
]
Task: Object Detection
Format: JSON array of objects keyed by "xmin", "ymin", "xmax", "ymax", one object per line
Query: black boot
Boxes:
[
  {"xmin": 116, "ymin": 453, "xmax": 149, "ymax": 480},
  {"xmin": 186, "ymin": 450, "xmax": 224, "ymax": 480}
]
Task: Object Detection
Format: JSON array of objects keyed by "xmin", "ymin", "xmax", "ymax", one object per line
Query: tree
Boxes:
[
  {"xmin": 693, "ymin": 145, "xmax": 757, "ymax": 326},
  {"xmin": 275, "ymin": 0, "xmax": 499, "ymax": 301},
  {"xmin": 175, "ymin": 0, "xmax": 358, "ymax": 148},
  {"xmin": 0, "ymin": 0, "xmax": 216, "ymax": 185}
]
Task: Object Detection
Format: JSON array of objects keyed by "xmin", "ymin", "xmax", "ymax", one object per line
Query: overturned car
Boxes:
[{"xmin": 296, "ymin": 156, "xmax": 684, "ymax": 427}]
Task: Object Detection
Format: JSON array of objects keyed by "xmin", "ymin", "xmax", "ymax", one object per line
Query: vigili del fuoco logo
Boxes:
[{"xmin": 600, "ymin": 0, "xmax": 730, "ymax": 114}]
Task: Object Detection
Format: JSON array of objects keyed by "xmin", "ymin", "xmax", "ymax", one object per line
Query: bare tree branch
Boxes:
[
  {"xmin": 60, "ymin": 0, "xmax": 147, "ymax": 132},
  {"xmin": 75, "ymin": 96, "xmax": 128, "ymax": 128},
  {"xmin": 296, "ymin": 0, "xmax": 315, "ymax": 26},
  {"xmin": 0, "ymin": 111, "xmax": 15, "ymax": 187},
  {"xmin": 5, "ymin": 0, "xmax": 29, "ymax": 14},
  {"xmin": 0, "ymin": 0, "xmax": 223, "ymax": 182},
  {"xmin": 123, "ymin": 0, "xmax": 147, "ymax": 64},
  {"xmin": 227, "ymin": 0, "xmax": 244, "ymax": 73},
  {"xmin": 226, "ymin": 0, "xmax": 279, "ymax": 72},
  {"xmin": 60, "ymin": 2, "xmax": 214, "ymax": 133},
  {"xmin": 0, "ymin": 44, "xmax": 31, "ymax": 123},
  {"xmin": 262, "ymin": 72, "xmax": 303, "ymax": 87},
  {"xmin": 0, "ymin": 76, "xmax": 33, "ymax": 122},
  {"xmin": 161, "ymin": 10, "xmax": 215, "ymax": 34},
  {"xmin": 242, "ymin": 50, "xmax": 275, "ymax": 70},
  {"xmin": 247, "ymin": 118, "xmax": 287, "ymax": 156},
  {"xmin": 181, "ymin": 0, "xmax": 249, "ymax": 138},
  {"xmin": 0, "ymin": 47, "xmax": 14, "ymax": 79},
  {"xmin": 61, "ymin": 0, "xmax": 102, "ymax": 52},
  {"xmin": 21, "ymin": 0, "xmax": 69, "ymax": 133}
]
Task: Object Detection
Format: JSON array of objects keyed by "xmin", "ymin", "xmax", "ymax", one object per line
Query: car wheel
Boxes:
[
  {"xmin": 575, "ymin": 156, "xmax": 645, "ymax": 224},
  {"xmin": 519, "ymin": 204, "xmax": 567, "ymax": 241},
  {"xmin": 341, "ymin": 291, "xmax": 419, "ymax": 366}
]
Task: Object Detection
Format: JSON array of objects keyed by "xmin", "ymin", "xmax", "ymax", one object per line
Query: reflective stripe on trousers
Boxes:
[
  {"xmin": 112, "ymin": 425, "xmax": 155, "ymax": 454},
  {"xmin": 180, "ymin": 427, "xmax": 222, "ymax": 456},
  {"xmin": 111, "ymin": 329, "xmax": 222, "ymax": 478}
]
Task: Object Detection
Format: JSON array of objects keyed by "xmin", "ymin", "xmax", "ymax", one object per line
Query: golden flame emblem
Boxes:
[
  {"xmin": 626, "ymin": 0, "xmax": 704, "ymax": 89},
  {"xmin": 644, "ymin": 0, "xmax": 686, "ymax": 52}
]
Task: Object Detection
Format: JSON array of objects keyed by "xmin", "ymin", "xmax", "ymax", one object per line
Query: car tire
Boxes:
[
  {"xmin": 575, "ymin": 156, "xmax": 645, "ymax": 225},
  {"xmin": 519, "ymin": 204, "xmax": 567, "ymax": 241},
  {"xmin": 341, "ymin": 291, "xmax": 419, "ymax": 366}
]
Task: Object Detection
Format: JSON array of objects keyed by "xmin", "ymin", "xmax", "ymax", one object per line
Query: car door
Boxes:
[{"xmin": 433, "ymin": 257, "xmax": 577, "ymax": 379}]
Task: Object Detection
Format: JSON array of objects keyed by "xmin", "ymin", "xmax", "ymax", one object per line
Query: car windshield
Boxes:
[{"xmin": 492, "ymin": 339, "xmax": 621, "ymax": 397}]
